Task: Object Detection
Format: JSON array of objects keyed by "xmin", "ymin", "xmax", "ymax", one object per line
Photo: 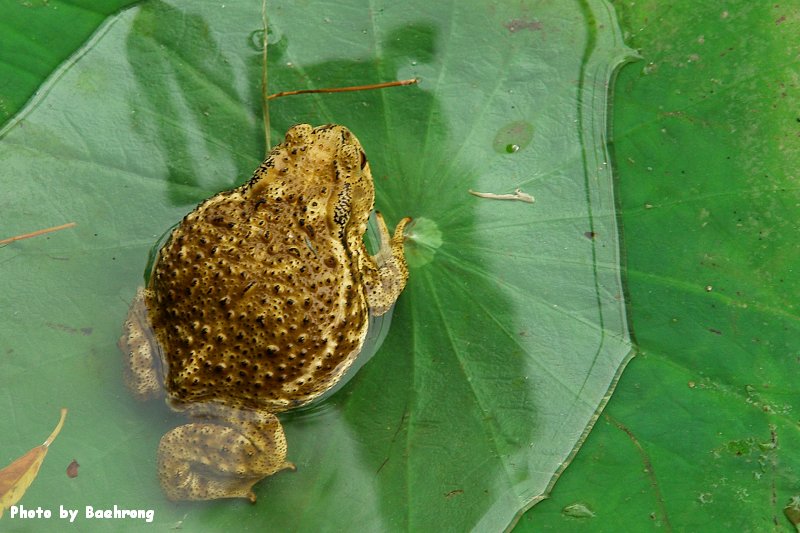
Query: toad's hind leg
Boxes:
[
  {"xmin": 119, "ymin": 288, "xmax": 162, "ymax": 401},
  {"xmin": 365, "ymin": 212, "xmax": 412, "ymax": 316},
  {"xmin": 157, "ymin": 409, "xmax": 295, "ymax": 501}
]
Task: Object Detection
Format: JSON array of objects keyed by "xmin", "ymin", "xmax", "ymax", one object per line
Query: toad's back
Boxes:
[{"xmin": 148, "ymin": 127, "xmax": 373, "ymax": 412}]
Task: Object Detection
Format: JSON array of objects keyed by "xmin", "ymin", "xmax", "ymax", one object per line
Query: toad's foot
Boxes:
[
  {"xmin": 120, "ymin": 287, "xmax": 161, "ymax": 401},
  {"xmin": 157, "ymin": 409, "xmax": 295, "ymax": 501},
  {"xmin": 366, "ymin": 212, "xmax": 411, "ymax": 316}
]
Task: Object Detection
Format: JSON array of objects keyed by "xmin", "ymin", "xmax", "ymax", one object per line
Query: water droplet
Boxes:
[
  {"xmin": 248, "ymin": 30, "xmax": 264, "ymax": 51},
  {"xmin": 248, "ymin": 27, "xmax": 281, "ymax": 51},
  {"xmin": 493, "ymin": 121, "xmax": 534, "ymax": 154}
]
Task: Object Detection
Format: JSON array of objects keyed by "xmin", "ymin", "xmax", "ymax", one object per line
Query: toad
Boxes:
[{"xmin": 119, "ymin": 124, "xmax": 410, "ymax": 501}]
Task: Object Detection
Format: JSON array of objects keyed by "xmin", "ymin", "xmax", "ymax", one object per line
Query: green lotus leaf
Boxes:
[{"xmin": 0, "ymin": 1, "xmax": 632, "ymax": 530}]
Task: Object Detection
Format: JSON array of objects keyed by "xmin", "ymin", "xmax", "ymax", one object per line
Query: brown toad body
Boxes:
[{"xmin": 119, "ymin": 124, "xmax": 410, "ymax": 501}]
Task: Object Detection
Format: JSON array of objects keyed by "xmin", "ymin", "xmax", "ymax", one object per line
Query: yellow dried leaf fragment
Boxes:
[{"xmin": 0, "ymin": 408, "xmax": 67, "ymax": 518}]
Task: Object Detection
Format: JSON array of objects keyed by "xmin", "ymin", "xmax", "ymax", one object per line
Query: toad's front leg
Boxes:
[
  {"xmin": 364, "ymin": 212, "xmax": 411, "ymax": 316},
  {"xmin": 157, "ymin": 409, "xmax": 295, "ymax": 501}
]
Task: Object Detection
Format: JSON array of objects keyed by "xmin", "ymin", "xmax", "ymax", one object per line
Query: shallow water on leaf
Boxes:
[{"xmin": 0, "ymin": 1, "xmax": 634, "ymax": 531}]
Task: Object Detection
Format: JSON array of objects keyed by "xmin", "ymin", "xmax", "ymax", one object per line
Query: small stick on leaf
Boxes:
[
  {"xmin": 0, "ymin": 222, "xmax": 77, "ymax": 246},
  {"xmin": 261, "ymin": 0, "xmax": 270, "ymax": 153},
  {"xmin": 267, "ymin": 78, "xmax": 419, "ymax": 100},
  {"xmin": 468, "ymin": 188, "xmax": 535, "ymax": 204},
  {"xmin": 259, "ymin": 0, "xmax": 417, "ymax": 152},
  {"xmin": 0, "ymin": 408, "xmax": 68, "ymax": 518}
]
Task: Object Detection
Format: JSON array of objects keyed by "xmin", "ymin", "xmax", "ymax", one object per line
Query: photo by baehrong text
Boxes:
[{"xmin": 8, "ymin": 504, "xmax": 155, "ymax": 523}]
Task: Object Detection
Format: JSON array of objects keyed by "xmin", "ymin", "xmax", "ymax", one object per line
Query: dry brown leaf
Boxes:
[
  {"xmin": 66, "ymin": 459, "xmax": 80, "ymax": 478},
  {"xmin": 0, "ymin": 408, "xmax": 67, "ymax": 518}
]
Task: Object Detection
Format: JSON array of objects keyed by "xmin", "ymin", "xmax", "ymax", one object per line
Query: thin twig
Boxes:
[
  {"xmin": 468, "ymin": 188, "xmax": 535, "ymax": 204},
  {"xmin": 261, "ymin": 0, "xmax": 270, "ymax": 154},
  {"xmin": 267, "ymin": 78, "xmax": 419, "ymax": 100},
  {"xmin": 0, "ymin": 222, "xmax": 77, "ymax": 246}
]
